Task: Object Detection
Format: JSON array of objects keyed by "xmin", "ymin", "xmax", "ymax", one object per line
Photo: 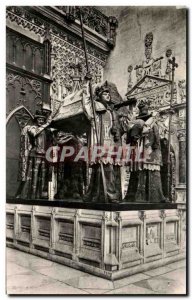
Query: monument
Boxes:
[{"xmin": 6, "ymin": 6, "xmax": 186, "ymax": 281}]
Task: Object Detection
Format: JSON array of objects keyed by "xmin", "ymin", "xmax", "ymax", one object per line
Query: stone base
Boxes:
[{"xmin": 6, "ymin": 202, "xmax": 186, "ymax": 280}]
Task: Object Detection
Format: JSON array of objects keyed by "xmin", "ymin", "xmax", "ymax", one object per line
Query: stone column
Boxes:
[{"xmin": 178, "ymin": 131, "xmax": 186, "ymax": 184}]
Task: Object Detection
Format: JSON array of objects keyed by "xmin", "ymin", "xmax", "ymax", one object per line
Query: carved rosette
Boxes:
[
  {"xmin": 138, "ymin": 210, "xmax": 146, "ymax": 221},
  {"xmin": 176, "ymin": 209, "xmax": 183, "ymax": 218},
  {"xmin": 114, "ymin": 212, "xmax": 122, "ymax": 223},
  {"xmin": 159, "ymin": 209, "xmax": 166, "ymax": 219},
  {"xmin": 74, "ymin": 209, "xmax": 80, "ymax": 218},
  {"xmin": 102, "ymin": 211, "xmax": 110, "ymax": 222}
]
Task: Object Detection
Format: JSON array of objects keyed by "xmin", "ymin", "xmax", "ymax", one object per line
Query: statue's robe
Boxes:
[
  {"xmin": 16, "ymin": 124, "xmax": 51, "ymax": 199},
  {"xmin": 54, "ymin": 133, "xmax": 87, "ymax": 200},
  {"xmin": 83, "ymin": 93, "xmax": 128, "ymax": 203},
  {"xmin": 124, "ymin": 116, "xmax": 167, "ymax": 203}
]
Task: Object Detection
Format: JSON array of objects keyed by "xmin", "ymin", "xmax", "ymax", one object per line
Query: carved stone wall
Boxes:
[
  {"xmin": 6, "ymin": 6, "xmax": 111, "ymax": 116},
  {"xmin": 101, "ymin": 7, "xmax": 186, "ymax": 96},
  {"xmin": 50, "ymin": 34, "xmax": 105, "ymax": 114}
]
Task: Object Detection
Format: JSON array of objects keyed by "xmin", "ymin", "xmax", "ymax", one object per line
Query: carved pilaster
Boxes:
[
  {"xmin": 103, "ymin": 212, "xmax": 119, "ymax": 271},
  {"xmin": 101, "ymin": 211, "xmax": 109, "ymax": 269},
  {"xmin": 177, "ymin": 131, "xmax": 186, "ymax": 184},
  {"xmin": 138, "ymin": 210, "xmax": 146, "ymax": 263},
  {"xmin": 49, "ymin": 207, "xmax": 57, "ymax": 254},
  {"xmin": 43, "ymin": 25, "xmax": 51, "ymax": 76},
  {"xmin": 159, "ymin": 209, "xmax": 166, "ymax": 257},
  {"xmin": 176, "ymin": 209, "xmax": 183, "ymax": 251},
  {"xmin": 13, "ymin": 206, "xmax": 19, "ymax": 245},
  {"xmin": 30, "ymin": 206, "xmax": 36, "ymax": 249},
  {"xmin": 116, "ymin": 212, "xmax": 122, "ymax": 270},
  {"xmin": 73, "ymin": 209, "xmax": 80, "ymax": 261}
]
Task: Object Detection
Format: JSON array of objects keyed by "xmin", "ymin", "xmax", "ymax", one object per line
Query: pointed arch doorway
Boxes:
[{"xmin": 6, "ymin": 106, "xmax": 33, "ymax": 198}]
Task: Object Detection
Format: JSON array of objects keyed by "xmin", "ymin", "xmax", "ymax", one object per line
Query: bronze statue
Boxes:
[
  {"xmin": 124, "ymin": 100, "xmax": 169, "ymax": 203},
  {"xmin": 15, "ymin": 109, "xmax": 52, "ymax": 200},
  {"xmin": 54, "ymin": 131, "xmax": 87, "ymax": 200},
  {"xmin": 83, "ymin": 81, "xmax": 128, "ymax": 203}
]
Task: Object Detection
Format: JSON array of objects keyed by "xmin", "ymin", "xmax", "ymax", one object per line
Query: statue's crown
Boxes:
[{"xmin": 34, "ymin": 110, "xmax": 47, "ymax": 119}]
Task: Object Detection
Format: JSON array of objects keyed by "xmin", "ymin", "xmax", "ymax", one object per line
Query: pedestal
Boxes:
[{"xmin": 6, "ymin": 200, "xmax": 186, "ymax": 280}]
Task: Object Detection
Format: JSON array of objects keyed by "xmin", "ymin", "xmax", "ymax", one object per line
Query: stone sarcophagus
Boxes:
[{"xmin": 6, "ymin": 202, "xmax": 186, "ymax": 280}]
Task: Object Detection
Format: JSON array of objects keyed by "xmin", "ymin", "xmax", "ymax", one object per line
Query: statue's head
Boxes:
[
  {"xmin": 94, "ymin": 81, "xmax": 123, "ymax": 105},
  {"xmin": 145, "ymin": 47, "xmax": 152, "ymax": 60},
  {"xmin": 95, "ymin": 82, "xmax": 111, "ymax": 103},
  {"xmin": 137, "ymin": 100, "xmax": 149, "ymax": 117},
  {"xmin": 34, "ymin": 110, "xmax": 46, "ymax": 126}
]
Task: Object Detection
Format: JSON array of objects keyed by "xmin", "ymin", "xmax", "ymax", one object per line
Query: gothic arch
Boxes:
[
  {"xmin": 6, "ymin": 105, "xmax": 34, "ymax": 126},
  {"xmin": 6, "ymin": 106, "xmax": 33, "ymax": 198}
]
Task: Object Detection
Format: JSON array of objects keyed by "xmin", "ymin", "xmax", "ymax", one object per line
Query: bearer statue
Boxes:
[
  {"xmin": 124, "ymin": 100, "xmax": 169, "ymax": 203},
  {"xmin": 83, "ymin": 81, "xmax": 128, "ymax": 203},
  {"xmin": 15, "ymin": 108, "xmax": 53, "ymax": 200}
]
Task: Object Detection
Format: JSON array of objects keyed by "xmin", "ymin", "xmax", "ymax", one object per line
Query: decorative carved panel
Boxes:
[
  {"xmin": 121, "ymin": 225, "xmax": 140, "ymax": 259},
  {"xmin": 6, "ymin": 6, "xmax": 110, "ymax": 59},
  {"xmin": 7, "ymin": 28, "xmax": 44, "ymax": 75},
  {"xmin": 50, "ymin": 34, "xmax": 104, "ymax": 113},
  {"xmin": 20, "ymin": 215, "xmax": 31, "ymax": 233},
  {"xmin": 56, "ymin": 6, "xmax": 109, "ymax": 37},
  {"xmin": 127, "ymin": 32, "xmax": 186, "ymax": 107},
  {"xmin": 81, "ymin": 224, "xmax": 101, "ymax": 250},
  {"xmin": 6, "ymin": 6, "xmax": 45, "ymax": 37},
  {"xmin": 6, "ymin": 6, "xmax": 111, "ymax": 116},
  {"xmin": 58, "ymin": 221, "xmax": 74, "ymax": 244},
  {"xmin": 6, "ymin": 213, "xmax": 14, "ymax": 230},
  {"xmin": 36, "ymin": 217, "xmax": 51, "ymax": 240},
  {"xmin": 145, "ymin": 223, "xmax": 162, "ymax": 258},
  {"xmin": 6, "ymin": 69, "xmax": 45, "ymax": 116},
  {"xmin": 165, "ymin": 221, "xmax": 178, "ymax": 251}
]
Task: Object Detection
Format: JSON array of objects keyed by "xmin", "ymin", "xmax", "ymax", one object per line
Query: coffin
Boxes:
[{"xmin": 51, "ymin": 89, "xmax": 90, "ymax": 134}]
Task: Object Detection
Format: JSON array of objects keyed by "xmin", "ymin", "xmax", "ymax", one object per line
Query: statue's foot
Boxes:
[
  {"xmin": 73, "ymin": 193, "xmax": 81, "ymax": 199},
  {"xmin": 41, "ymin": 192, "xmax": 48, "ymax": 199},
  {"xmin": 109, "ymin": 199, "xmax": 120, "ymax": 203},
  {"xmin": 83, "ymin": 194, "xmax": 91, "ymax": 202},
  {"xmin": 92, "ymin": 195, "xmax": 100, "ymax": 203},
  {"xmin": 161, "ymin": 197, "xmax": 171, "ymax": 203}
]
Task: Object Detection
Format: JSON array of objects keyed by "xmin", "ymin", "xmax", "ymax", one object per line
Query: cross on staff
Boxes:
[{"xmin": 167, "ymin": 56, "xmax": 178, "ymax": 200}]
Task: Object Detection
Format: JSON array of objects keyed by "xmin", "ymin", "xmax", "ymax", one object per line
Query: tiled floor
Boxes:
[{"xmin": 6, "ymin": 247, "xmax": 186, "ymax": 295}]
